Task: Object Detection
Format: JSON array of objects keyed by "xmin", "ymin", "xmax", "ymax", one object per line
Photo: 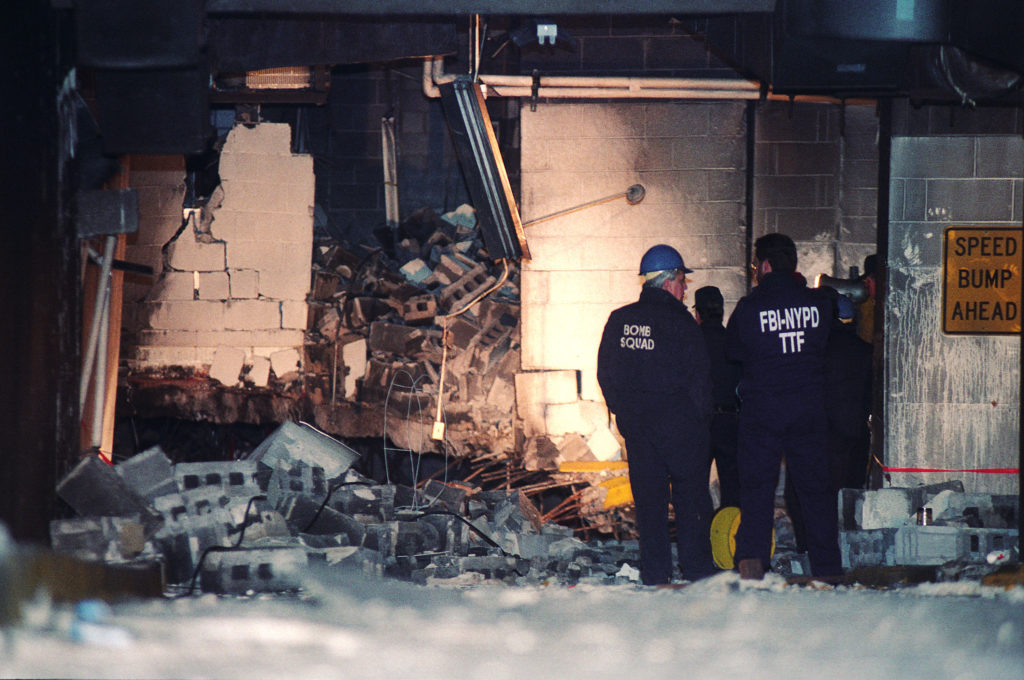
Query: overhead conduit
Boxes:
[
  {"xmin": 422, "ymin": 55, "xmax": 762, "ymax": 100},
  {"xmin": 422, "ymin": 55, "xmax": 881, "ymax": 105}
]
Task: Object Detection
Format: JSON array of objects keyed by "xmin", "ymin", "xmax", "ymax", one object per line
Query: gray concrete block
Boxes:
[
  {"xmin": 415, "ymin": 512, "xmax": 467, "ymax": 555},
  {"xmin": 891, "ymin": 137, "xmax": 976, "ymax": 179},
  {"xmin": 153, "ymin": 508, "xmax": 236, "ymax": 584},
  {"xmin": 246, "ymin": 421, "xmax": 360, "ymax": 480},
  {"xmin": 227, "ymin": 500, "xmax": 291, "ymax": 542},
  {"xmin": 458, "ymin": 555, "xmax": 527, "ymax": 580},
  {"xmin": 116, "ymin": 446, "xmax": 177, "ymax": 502},
  {"xmin": 310, "ymin": 545, "xmax": 384, "ymax": 578},
  {"xmin": 410, "ymin": 554, "xmax": 463, "ymax": 583},
  {"xmin": 174, "ymin": 461, "xmax": 262, "ymax": 498},
  {"xmin": 861, "ymin": 488, "xmax": 913, "ymax": 529},
  {"xmin": 56, "ymin": 455, "xmax": 163, "ymax": 536},
  {"xmin": 394, "ymin": 482, "xmax": 466, "ymax": 514},
  {"xmin": 364, "ymin": 522, "xmax": 398, "ymax": 558},
  {"xmin": 907, "ymin": 480, "xmax": 966, "ymax": 514},
  {"xmin": 280, "ymin": 493, "xmax": 367, "ymax": 546},
  {"xmin": 890, "ymin": 524, "xmax": 1016, "ymax": 566},
  {"xmin": 925, "ymin": 178, "xmax": 1017, "ymax": 222},
  {"xmin": 421, "ymin": 480, "xmax": 469, "ymax": 514},
  {"xmin": 394, "ymin": 520, "xmax": 441, "ymax": 556},
  {"xmin": 152, "ymin": 493, "xmax": 190, "ymax": 525},
  {"xmin": 266, "ymin": 460, "xmax": 328, "ymax": 509},
  {"xmin": 548, "ymin": 537, "xmax": 588, "ymax": 561},
  {"xmin": 199, "ymin": 546, "xmax": 308, "ymax": 594},
  {"xmin": 368, "ymin": 321, "xmax": 424, "ymax": 355},
  {"xmin": 50, "ymin": 517, "xmax": 149, "ymax": 563},
  {"xmin": 328, "ymin": 484, "xmax": 395, "ymax": 522},
  {"xmin": 840, "ymin": 529, "xmax": 897, "ymax": 568},
  {"xmin": 895, "ymin": 525, "xmax": 964, "ymax": 566},
  {"xmin": 169, "ymin": 485, "xmax": 228, "ymax": 518}
]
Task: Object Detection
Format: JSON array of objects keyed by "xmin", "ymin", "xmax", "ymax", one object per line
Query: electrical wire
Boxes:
[
  {"xmin": 431, "ymin": 258, "xmax": 511, "ymax": 443},
  {"xmin": 412, "ymin": 508, "xmax": 522, "ymax": 561},
  {"xmin": 382, "ymin": 368, "xmax": 451, "ymax": 512},
  {"xmin": 300, "ymin": 479, "xmax": 374, "ymax": 534},
  {"xmin": 187, "ymin": 494, "xmax": 267, "ymax": 594}
]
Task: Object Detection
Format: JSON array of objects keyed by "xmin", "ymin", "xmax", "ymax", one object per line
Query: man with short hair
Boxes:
[
  {"xmin": 725, "ymin": 233, "xmax": 843, "ymax": 580},
  {"xmin": 597, "ymin": 244, "xmax": 716, "ymax": 585}
]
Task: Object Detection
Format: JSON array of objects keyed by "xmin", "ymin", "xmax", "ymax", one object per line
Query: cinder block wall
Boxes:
[
  {"xmin": 754, "ymin": 101, "xmax": 878, "ymax": 282},
  {"xmin": 520, "ymin": 100, "xmax": 748, "ymax": 409},
  {"xmin": 123, "ymin": 156, "xmax": 187, "ymax": 311},
  {"xmin": 124, "ymin": 123, "xmax": 312, "ymax": 376},
  {"xmin": 886, "ymin": 102, "xmax": 1022, "ymax": 494},
  {"xmin": 313, "ymin": 64, "xmax": 471, "ymax": 246},
  {"xmin": 519, "ymin": 98, "xmax": 878, "ymax": 448}
]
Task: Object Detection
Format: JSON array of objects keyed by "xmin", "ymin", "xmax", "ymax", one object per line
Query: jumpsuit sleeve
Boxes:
[
  {"xmin": 597, "ymin": 314, "xmax": 625, "ymax": 417},
  {"xmin": 724, "ymin": 301, "xmax": 746, "ymax": 365}
]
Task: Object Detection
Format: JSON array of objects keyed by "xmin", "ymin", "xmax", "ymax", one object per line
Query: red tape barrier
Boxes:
[{"xmin": 881, "ymin": 466, "xmax": 1019, "ymax": 474}]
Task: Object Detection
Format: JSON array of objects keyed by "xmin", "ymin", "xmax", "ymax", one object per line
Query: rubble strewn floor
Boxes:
[
  {"xmin": 3, "ymin": 569, "xmax": 1023, "ymax": 680},
  {"xmin": 4, "ymin": 420, "xmax": 1023, "ymax": 679}
]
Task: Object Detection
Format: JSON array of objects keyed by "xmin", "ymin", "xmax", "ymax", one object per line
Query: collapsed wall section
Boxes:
[{"xmin": 124, "ymin": 123, "xmax": 313, "ymax": 383}]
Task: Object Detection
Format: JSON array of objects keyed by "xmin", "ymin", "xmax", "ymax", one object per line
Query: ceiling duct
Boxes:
[
  {"xmin": 786, "ymin": 0, "xmax": 950, "ymax": 42},
  {"xmin": 921, "ymin": 45, "xmax": 1022, "ymax": 106}
]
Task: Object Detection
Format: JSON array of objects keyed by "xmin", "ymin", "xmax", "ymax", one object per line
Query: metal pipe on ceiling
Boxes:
[
  {"xmin": 422, "ymin": 55, "xmax": 762, "ymax": 100},
  {"xmin": 422, "ymin": 56, "xmax": 880, "ymax": 106}
]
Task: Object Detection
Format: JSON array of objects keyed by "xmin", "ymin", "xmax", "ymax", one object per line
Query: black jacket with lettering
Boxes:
[
  {"xmin": 725, "ymin": 272, "xmax": 831, "ymax": 402},
  {"xmin": 597, "ymin": 286, "xmax": 712, "ymax": 423}
]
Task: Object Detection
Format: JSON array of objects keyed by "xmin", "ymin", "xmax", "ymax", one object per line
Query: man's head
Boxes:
[
  {"xmin": 752, "ymin": 233, "xmax": 798, "ymax": 282},
  {"xmin": 639, "ymin": 244, "xmax": 692, "ymax": 302},
  {"xmin": 694, "ymin": 286, "xmax": 724, "ymax": 324}
]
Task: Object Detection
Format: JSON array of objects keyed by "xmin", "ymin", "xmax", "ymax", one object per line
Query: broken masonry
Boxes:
[
  {"xmin": 52, "ymin": 421, "xmax": 643, "ymax": 594},
  {"xmin": 125, "ymin": 202, "xmax": 632, "ymax": 536}
]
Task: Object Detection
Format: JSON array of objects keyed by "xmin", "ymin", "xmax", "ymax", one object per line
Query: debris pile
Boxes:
[
  {"xmin": 300, "ymin": 205, "xmax": 632, "ymax": 534},
  {"xmin": 303, "ymin": 205, "xmax": 521, "ymax": 459},
  {"xmin": 52, "ymin": 422, "xmax": 642, "ymax": 594},
  {"xmin": 122, "ymin": 199, "xmax": 633, "ymax": 537},
  {"xmin": 836, "ymin": 481, "xmax": 1019, "ymax": 570}
]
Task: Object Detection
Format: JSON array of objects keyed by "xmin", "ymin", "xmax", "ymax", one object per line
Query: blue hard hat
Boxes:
[{"xmin": 639, "ymin": 244, "xmax": 692, "ymax": 275}]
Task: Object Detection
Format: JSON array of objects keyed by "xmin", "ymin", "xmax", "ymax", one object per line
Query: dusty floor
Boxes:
[{"xmin": 3, "ymin": 568, "xmax": 1023, "ymax": 680}]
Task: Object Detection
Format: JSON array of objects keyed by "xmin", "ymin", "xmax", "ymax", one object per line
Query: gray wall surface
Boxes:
[{"xmin": 886, "ymin": 123, "xmax": 1022, "ymax": 494}]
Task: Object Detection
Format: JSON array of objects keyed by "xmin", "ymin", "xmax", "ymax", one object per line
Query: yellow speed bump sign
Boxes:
[{"xmin": 943, "ymin": 226, "xmax": 1022, "ymax": 335}]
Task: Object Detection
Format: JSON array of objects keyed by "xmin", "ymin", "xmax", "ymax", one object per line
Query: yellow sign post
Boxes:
[{"xmin": 942, "ymin": 226, "xmax": 1022, "ymax": 335}]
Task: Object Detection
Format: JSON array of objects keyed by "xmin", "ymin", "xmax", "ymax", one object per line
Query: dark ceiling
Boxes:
[{"xmin": 72, "ymin": 0, "xmax": 1024, "ymax": 155}]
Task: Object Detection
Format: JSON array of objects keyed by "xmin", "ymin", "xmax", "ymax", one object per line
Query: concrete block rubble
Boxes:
[
  {"xmin": 52, "ymin": 422, "xmax": 642, "ymax": 594},
  {"xmin": 836, "ymin": 481, "xmax": 1019, "ymax": 570},
  {"xmin": 304, "ymin": 204, "xmax": 521, "ymax": 457},
  {"xmin": 301, "ymin": 204, "xmax": 630, "ymax": 534}
]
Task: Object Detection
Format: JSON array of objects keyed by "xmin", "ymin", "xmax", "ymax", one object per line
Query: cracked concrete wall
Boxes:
[
  {"xmin": 123, "ymin": 123, "xmax": 313, "ymax": 381},
  {"xmin": 886, "ymin": 104, "xmax": 1022, "ymax": 494}
]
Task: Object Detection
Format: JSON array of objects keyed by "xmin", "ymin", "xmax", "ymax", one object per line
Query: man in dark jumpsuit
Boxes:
[
  {"xmin": 597, "ymin": 244, "xmax": 716, "ymax": 585},
  {"xmin": 784, "ymin": 288, "xmax": 873, "ymax": 552},
  {"xmin": 695, "ymin": 285, "xmax": 742, "ymax": 509},
  {"xmin": 725, "ymin": 233, "xmax": 843, "ymax": 580}
]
